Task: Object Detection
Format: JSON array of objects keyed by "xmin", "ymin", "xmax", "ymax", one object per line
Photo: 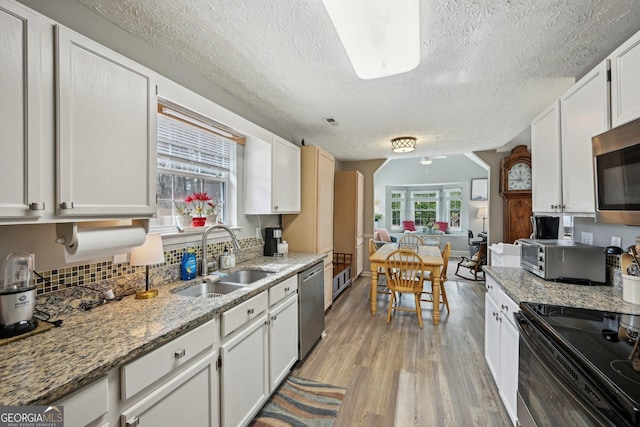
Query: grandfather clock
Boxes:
[{"xmin": 499, "ymin": 145, "xmax": 533, "ymax": 243}]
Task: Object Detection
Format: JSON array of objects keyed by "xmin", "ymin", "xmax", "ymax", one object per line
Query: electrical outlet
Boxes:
[
  {"xmin": 113, "ymin": 253, "xmax": 128, "ymax": 264},
  {"xmin": 611, "ymin": 236, "xmax": 622, "ymax": 247},
  {"xmin": 581, "ymin": 232, "xmax": 593, "ymax": 245}
]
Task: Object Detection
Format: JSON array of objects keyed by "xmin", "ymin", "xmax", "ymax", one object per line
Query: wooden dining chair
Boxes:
[
  {"xmin": 368, "ymin": 239, "xmax": 391, "ymax": 300},
  {"xmin": 422, "ymin": 235, "xmax": 441, "ymax": 249},
  {"xmin": 421, "ymin": 243, "xmax": 451, "ymax": 312},
  {"xmin": 398, "ymin": 234, "xmax": 424, "ymax": 251},
  {"xmin": 384, "ymin": 249, "xmax": 425, "ymax": 328}
]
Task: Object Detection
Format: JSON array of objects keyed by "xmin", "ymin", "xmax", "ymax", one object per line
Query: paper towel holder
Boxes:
[{"xmin": 55, "ymin": 220, "xmax": 150, "ymax": 252}]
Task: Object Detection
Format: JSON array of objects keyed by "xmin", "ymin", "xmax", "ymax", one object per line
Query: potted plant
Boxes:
[
  {"xmin": 205, "ymin": 200, "xmax": 222, "ymax": 226},
  {"xmin": 374, "ymin": 213, "xmax": 383, "ymax": 226},
  {"xmin": 184, "ymin": 192, "xmax": 213, "ymax": 227},
  {"xmin": 174, "ymin": 201, "xmax": 192, "ymax": 228}
]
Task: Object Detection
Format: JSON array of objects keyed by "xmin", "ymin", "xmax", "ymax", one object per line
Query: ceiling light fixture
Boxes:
[
  {"xmin": 322, "ymin": 0, "xmax": 420, "ymax": 80},
  {"xmin": 391, "ymin": 136, "xmax": 416, "ymax": 153},
  {"xmin": 420, "ymin": 157, "xmax": 432, "ymax": 165}
]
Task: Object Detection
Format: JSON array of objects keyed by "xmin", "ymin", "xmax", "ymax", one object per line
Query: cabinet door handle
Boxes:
[
  {"xmin": 126, "ymin": 416, "xmax": 140, "ymax": 427},
  {"xmin": 29, "ymin": 202, "xmax": 45, "ymax": 211},
  {"xmin": 271, "ymin": 315, "xmax": 277, "ymax": 321},
  {"xmin": 174, "ymin": 348, "xmax": 186, "ymax": 359},
  {"xmin": 501, "ymin": 304, "xmax": 508, "ymax": 311},
  {"xmin": 273, "ymin": 205, "xmax": 279, "ymax": 211},
  {"xmin": 247, "ymin": 308, "xmax": 255, "ymax": 315},
  {"xmin": 60, "ymin": 202, "xmax": 74, "ymax": 209}
]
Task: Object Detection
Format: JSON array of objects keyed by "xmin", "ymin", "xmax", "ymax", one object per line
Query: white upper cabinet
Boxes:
[
  {"xmin": 531, "ymin": 61, "xmax": 609, "ymax": 216},
  {"xmin": 244, "ymin": 134, "xmax": 301, "ymax": 215},
  {"xmin": 55, "ymin": 25, "xmax": 156, "ymax": 217},
  {"xmin": 531, "ymin": 101, "xmax": 562, "ymax": 214},
  {"xmin": 559, "ymin": 61, "xmax": 610, "ymax": 215},
  {"xmin": 610, "ymin": 29, "xmax": 640, "ymax": 128},
  {"xmin": 0, "ymin": 0, "xmax": 45, "ymax": 219}
]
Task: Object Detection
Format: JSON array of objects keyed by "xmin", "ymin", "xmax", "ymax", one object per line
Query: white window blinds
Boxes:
[{"xmin": 157, "ymin": 114, "xmax": 232, "ymax": 178}]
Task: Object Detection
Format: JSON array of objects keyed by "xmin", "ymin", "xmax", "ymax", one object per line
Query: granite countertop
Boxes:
[
  {"xmin": 484, "ymin": 266, "xmax": 640, "ymax": 315},
  {"xmin": 0, "ymin": 253, "xmax": 324, "ymax": 407}
]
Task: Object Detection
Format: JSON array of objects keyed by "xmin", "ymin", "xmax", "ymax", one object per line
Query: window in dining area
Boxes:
[
  {"xmin": 390, "ymin": 191, "xmax": 405, "ymax": 227},
  {"xmin": 411, "ymin": 191, "xmax": 439, "ymax": 226},
  {"xmin": 445, "ymin": 187, "xmax": 462, "ymax": 232}
]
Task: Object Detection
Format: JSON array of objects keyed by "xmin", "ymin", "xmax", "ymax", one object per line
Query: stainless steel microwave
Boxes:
[
  {"xmin": 518, "ymin": 239, "xmax": 605, "ymax": 285},
  {"xmin": 592, "ymin": 117, "xmax": 640, "ymax": 225}
]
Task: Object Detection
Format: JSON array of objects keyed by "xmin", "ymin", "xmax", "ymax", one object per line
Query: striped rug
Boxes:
[{"xmin": 250, "ymin": 376, "xmax": 346, "ymax": 427}]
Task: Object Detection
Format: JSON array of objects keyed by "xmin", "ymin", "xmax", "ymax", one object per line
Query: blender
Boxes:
[{"xmin": 0, "ymin": 253, "xmax": 37, "ymax": 338}]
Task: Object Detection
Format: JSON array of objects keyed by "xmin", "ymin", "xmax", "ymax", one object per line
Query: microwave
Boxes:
[
  {"xmin": 592, "ymin": 117, "xmax": 640, "ymax": 225},
  {"xmin": 518, "ymin": 239, "xmax": 605, "ymax": 285}
]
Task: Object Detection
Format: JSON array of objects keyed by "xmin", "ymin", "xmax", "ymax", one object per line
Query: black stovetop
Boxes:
[{"xmin": 521, "ymin": 303, "xmax": 640, "ymax": 407}]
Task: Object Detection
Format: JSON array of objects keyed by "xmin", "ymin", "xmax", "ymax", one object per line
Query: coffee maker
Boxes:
[
  {"xmin": 530, "ymin": 216, "xmax": 560, "ymax": 239},
  {"xmin": 264, "ymin": 227, "xmax": 283, "ymax": 257},
  {"xmin": 0, "ymin": 253, "xmax": 37, "ymax": 338}
]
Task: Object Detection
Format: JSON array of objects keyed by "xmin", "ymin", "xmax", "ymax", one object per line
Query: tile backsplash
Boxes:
[{"xmin": 34, "ymin": 237, "xmax": 264, "ymax": 317}]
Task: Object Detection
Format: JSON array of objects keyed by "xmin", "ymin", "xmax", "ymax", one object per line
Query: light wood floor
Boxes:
[{"xmin": 292, "ymin": 266, "xmax": 511, "ymax": 426}]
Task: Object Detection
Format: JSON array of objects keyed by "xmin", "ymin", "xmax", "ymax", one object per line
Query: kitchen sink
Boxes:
[
  {"xmin": 221, "ymin": 269, "xmax": 271, "ymax": 285},
  {"xmin": 173, "ymin": 269, "xmax": 271, "ymax": 298},
  {"xmin": 173, "ymin": 281, "xmax": 246, "ymax": 298}
]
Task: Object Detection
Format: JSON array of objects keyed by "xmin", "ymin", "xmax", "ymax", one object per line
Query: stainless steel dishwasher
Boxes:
[{"xmin": 298, "ymin": 261, "xmax": 325, "ymax": 361}]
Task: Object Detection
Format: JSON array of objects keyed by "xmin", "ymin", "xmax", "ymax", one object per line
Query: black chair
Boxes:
[{"xmin": 467, "ymin": 230, "xmax": 485, "ymax": 257}]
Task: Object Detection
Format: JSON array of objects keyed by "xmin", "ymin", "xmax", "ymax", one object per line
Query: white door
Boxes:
[
  {"xmin": 272, "ymin": 135, "xmax": 301, "ymax": 213},
  {"xmin": 56, "ymin": 25, "xmax": 156, "ymax": 217},
  {"xmin": 499, "ymin": 318, "xmax": 520, "ymax": 426},
  {"xmin": 220, "ymin": 314, "xmax": 269, "ymax": 427},
  {"xmin": 484, "ymin": 293, "xmax": 500, "ymax": 383},
  {"xmin": 560, "ymin": 60, "xmax": 609, "ymax": 215},
  {"xmin": 269, "ymin": 293, "xmax": 299, "ymax": 392},
  {"xmin": 531, "ymin": 101, "xmax": 563, "ymax": 214},
  {"xmin": 0, "ymin": 0, "xmax": 44, "ymax": 219}
]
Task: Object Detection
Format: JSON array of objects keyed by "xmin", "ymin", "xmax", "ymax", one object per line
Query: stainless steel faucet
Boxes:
[{"xmin": 201, "ymin": 224, "xmax": 242, "ymax": 277}]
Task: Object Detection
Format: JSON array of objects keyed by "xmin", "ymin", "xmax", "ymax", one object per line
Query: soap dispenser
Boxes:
[{"xmin": 219, "ymin": 246, "xmax": 232, "ymax": 269}]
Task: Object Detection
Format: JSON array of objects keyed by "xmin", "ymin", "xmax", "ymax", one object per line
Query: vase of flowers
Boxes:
[
  {"xmin": 184, "ymin": 192, "xmax": 220, "ymax": 227},
  {"xmin": 205, "ymin": 201, "xmax": 222, "ymax": 226}
]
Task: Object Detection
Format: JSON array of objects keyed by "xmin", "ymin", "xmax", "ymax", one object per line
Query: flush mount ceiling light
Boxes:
[
  {"xmin": 420, "ymin": 157, "xmax": 432, "ymax": 165},
  {"xmin": 391, "ymin": 136, "xmax": 416, "ymax": 153},
  {"xmin": 322, "ymin": 0, "xmax": 420, "ymax": 80}
]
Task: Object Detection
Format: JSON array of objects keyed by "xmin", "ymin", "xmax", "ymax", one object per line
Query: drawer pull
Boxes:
[
  {"xmin": 501, "ymin": 304, "xmax": 508, "ymax": 311},
  {"xmin": 174, "ymin": 348, "xmax": 186, "ymax": 359},
  {"xmin": 284, "ymin": 287, "xmax": 290, "ymax": 292},
  {"xmin": 60, "ymin": 201, "xmax": 74, "ymax": 209},
  {"xmin": 271, "ymin": 315, "xmax": 277, "ymax": 321},
  {"xmin": 29, "ymin": 202, "xmax": 45, "ymax": 211},
  {"xmin": 126, "ymin": 416, "xmax": 140, "ymax": 427},
  {"xmin": 247, "ymin": 308, "xmax": 255, "ymax": 315}
]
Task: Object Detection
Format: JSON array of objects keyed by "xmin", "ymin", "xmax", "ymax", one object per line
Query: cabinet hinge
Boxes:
[
  {"xmin": 155, "ymin": 84, "xmax": 158, "ymax": 95},
  {"xmin": 217, "ymin": 354, "xmax": 222, "ymax": 370},
  {"xmin": 607, "ymin": 69, "xmax": 611, "ymax": 82}
]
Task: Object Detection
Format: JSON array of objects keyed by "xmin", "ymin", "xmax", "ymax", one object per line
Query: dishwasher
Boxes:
[{"xmin": 298, "ymin": 261, "xmax": 325, "ymax": 361}]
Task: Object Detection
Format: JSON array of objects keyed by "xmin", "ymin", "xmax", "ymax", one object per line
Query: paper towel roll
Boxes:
[{"xmin": 56, "ymin": 222, "xmax": 148, "ymax": 263}]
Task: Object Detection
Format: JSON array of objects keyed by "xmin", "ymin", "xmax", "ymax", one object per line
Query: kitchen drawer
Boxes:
[
  {"xmin": 497, "ymin": 286, "xmax": 519, "ymax": 328},
  {"xmin": 269, "ymin": 276, "xmax": 297, "ymax": 307},
  {"xmin": 121, "ymin": 317, "xmax": 217, "ymax": 400},
  {"xmin": 222, "ymin": 291, "xmax": 268, "ymax": 337},
  {"xmin": 55, "ymin": 375, "xmax": 108, "ymax": 426}
]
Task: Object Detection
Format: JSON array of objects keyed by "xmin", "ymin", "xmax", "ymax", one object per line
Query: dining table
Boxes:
[{"xmin": 368, "ymin": 243, "xmax": 445, "ymax": 325}]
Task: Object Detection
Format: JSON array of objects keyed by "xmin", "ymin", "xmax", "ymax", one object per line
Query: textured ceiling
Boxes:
[{"xmin": 76, "ymin": 0, "xmax": 640, "ymax": 161}]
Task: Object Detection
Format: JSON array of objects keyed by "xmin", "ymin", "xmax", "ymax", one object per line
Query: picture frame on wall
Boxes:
[{"xmin": 471, "ymin": 178, "xmax": 488, "ymax": 201}]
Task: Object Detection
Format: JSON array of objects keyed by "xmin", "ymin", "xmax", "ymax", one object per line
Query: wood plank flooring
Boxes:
[{"xmin": 292, "ymin": 264, "xmax": 511, "ymax": 426}]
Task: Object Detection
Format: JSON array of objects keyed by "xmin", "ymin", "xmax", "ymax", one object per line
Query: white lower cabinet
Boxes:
[
  {"xmin": 120, "ymin": 352, "xmax": 218, "ymax": 427},
  {"xmin": 220, "ymin": 293, "xmax": 269, "ymax": 427},
  {"xmin": 55, "ymin": 376, "xmax": 109, "ymax": 427},
  {"xmin": 268, "ymin": 287, "xmax": 299, "ymax": 392},
  {"xmin": 484, "ymin": 276, "xmax": 519, "ymax": 426}
]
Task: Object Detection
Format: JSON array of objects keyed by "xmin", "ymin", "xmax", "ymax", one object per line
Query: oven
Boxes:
[{"xmin": 515, "ymin": 303, "xmax": 640, "ymax": 427}]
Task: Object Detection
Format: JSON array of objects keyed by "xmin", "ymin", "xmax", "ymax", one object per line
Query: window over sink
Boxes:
[{"xmin": 151, "ymin": 103, "xmax": 239, "ymax": 230}]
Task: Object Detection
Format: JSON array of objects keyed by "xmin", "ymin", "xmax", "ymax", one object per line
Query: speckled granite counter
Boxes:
[
  {"xmin": 0, "ymin": 253, "xmax": 324, "ymax": 407},
  {"xmin": 484, "ymin": 266, "xmax": 640, "ymax": 315}
]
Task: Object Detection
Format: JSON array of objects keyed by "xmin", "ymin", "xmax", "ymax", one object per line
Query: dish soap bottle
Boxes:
[{"xmin": 181, "ymin": 247, "xmax": 197, "ymax": 280}]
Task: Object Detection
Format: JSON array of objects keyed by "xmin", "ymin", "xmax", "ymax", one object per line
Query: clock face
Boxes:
[{"xmin": 507, "ymin": 162, "xmax": 532, "ymax": 191}]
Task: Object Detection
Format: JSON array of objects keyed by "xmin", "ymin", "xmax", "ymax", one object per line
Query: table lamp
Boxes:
[
  {"xmin": 130, "ymin": 233, "xmax": 165, "ymax": 299},
  {"xmin": 477, "ymin": 207, "xmax": 488, "ymax": 233}
]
